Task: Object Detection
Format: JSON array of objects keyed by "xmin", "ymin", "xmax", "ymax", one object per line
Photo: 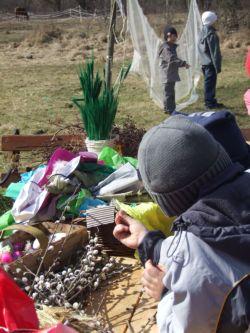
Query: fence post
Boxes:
[{"xmin": 79, "ymin": 5, "xmax": 82, "ymax": 22}]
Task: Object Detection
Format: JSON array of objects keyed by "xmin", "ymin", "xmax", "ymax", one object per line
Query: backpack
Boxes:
[{"xmin": 173, "ymin": 110, "xmax": 250, "ymax": 169}]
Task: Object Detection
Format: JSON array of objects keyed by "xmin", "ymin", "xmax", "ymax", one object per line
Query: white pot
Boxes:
[{"xmin": 85, "ymin": 138, "xmax": 115, "ymax": 155}]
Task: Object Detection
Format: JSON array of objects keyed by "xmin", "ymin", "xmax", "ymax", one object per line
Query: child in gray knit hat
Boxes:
[
  {"xmin": 114, "ymin": 115, "xmax": 250, "ymax": 333},
  {"xmin": 159, "ymin": 26, "xmax": 190, "ymax": 114}
]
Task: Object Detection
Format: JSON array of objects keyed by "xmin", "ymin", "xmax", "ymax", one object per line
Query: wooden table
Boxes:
[{"xmin": 85, "ymin": 258, "xmax": 158, "ymax": 333}]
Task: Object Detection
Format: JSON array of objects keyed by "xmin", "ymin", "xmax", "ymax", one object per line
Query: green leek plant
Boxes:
[{"xmin": 72, "ymin": 57, "xmax": 130, "ymax": 141}]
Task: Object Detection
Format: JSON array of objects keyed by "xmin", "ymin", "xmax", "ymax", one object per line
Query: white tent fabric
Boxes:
[
  {"xmin": 116, "ymin": 0, "xmax": 125, "ymax": 18},
  {"xmin": 127, "ymin": 0, "xmax": 202, "ymax": 111}
]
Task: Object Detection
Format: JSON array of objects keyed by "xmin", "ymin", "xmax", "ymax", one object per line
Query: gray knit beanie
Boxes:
[{"xmin": 138, "ymin": 115, "xmax": 232, "ymax": 216}]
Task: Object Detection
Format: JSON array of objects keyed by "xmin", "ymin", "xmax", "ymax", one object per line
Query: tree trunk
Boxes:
[
  {"xmin": 105, "ymin": 0, "xmax": 117, "ymax": 89},
  {"xmin": 166, "ymin": 0, "xmax": 174, "ymax": 24},
  {"xmin": 76, "ymin": 0, "xmax": 89, "ymax": 10},
  {"xmin": 55, "ymin": 0, "xmax": 61, "ymax": 11}
]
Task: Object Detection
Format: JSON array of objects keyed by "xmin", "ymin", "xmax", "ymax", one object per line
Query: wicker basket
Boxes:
[
  {"xmin": 2, "ymin": 222, "xmax": 88, "ymax": 277},
  {"xmin": 74, "ymin": 206, "xmax": 135, "ymax": 257}
]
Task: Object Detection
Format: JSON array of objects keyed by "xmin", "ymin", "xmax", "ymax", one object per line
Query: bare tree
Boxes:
[
  {"xmin": 74, "ymin": 0, "xmax": 109, "ymax": 13},
  {"xmin": 76, "ymin": 0, "xmax": 89, "ymax": 10},
  {"xmin": 216, "ymin": 0, "xmax": 241, "ymax": 31},
  {"xmin": 165, "ymin": 0, "xmax": 174, "ymax": 24},
  {"xmin": 198, "ymin": 0, "xmax": 213, "ymax": 10},
  {"xmin": 43, "ymin": 0, "xmax": 62, "ymax": 11}
]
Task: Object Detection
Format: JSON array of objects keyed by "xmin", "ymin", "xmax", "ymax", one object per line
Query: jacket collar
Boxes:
[
  {"xmin": 166, "ymin": 42, "xmax": 178, "ymax": 49},
  {"xmin": 199, "ymin": 162, "xmax": 244, "ymax": 198},
  {"xmin": 201, "ymin": 25, "xmax": 216, "ymax": 40}
]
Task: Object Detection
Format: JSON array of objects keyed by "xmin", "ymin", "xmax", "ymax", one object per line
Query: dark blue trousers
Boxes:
[
  {"xmin": 202, "ymin": 64, "xmax": 217, "ymax": 107},
  {"xmin": 164, "ymin": 82, "xmax": 176, "ymax": 114}
]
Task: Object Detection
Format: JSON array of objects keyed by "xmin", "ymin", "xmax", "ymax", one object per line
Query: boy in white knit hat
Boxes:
[{"xmin": 198, "ymin": 11, "xmax": 224, "ymax": 109}]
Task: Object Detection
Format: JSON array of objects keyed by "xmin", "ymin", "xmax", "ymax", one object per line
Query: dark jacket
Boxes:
[
  {"xmin": 158, "ymin": 42, "xmax": 186, "ymax": 83},
  {"xmin": 198, "ymin": 25, "xmax": 222, "ymax": 73}
]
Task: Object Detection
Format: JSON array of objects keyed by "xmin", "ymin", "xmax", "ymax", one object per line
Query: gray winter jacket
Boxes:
[
  {"xmin": 157, "ymin": 232, "xmax": 250, "ymax": 333},
  {"xmin": 159, "ymin": 42, "xmax": 187, "ymax": 83},
  {"xmin": 138, "ymin": 165, "xmax": 250, "ymax": 332},
  {"xmin": 198, "ymin": 25, "xmax": 222, "ymax": 73}
]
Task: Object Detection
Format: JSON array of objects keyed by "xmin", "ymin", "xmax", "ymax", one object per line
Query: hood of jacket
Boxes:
[
  {"xmin": 172, "ymin": 164, "xmax": 250, "ymax": 265},
  {"xmin": 200, "ymin": 25, "xmax": 216, "ymax": 43}
]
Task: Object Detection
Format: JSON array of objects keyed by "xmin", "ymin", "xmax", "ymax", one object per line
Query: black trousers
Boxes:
[
  {"xmin": 164, "ymin": 82, "xmax": 176, "ymax": 114},
  {"xmin": 202, "ymin": 64, "xmax": 218, "ymax": 107}
]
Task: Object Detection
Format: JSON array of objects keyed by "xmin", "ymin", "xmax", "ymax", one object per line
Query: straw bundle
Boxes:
[{"xmin": 37, "ymin": 306, "xmax": 105, "ymax": 333}]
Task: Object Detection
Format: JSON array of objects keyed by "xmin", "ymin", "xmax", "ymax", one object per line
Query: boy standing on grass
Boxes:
[
  {"xmin": 159, "ymin": 26, "xmax": 190, "ymax": 114},
  {"xmin": 198, "ymin": 11, "xmax": 224, "ymax": 110},
  {"xmin": 114, "ymin": 115, "xmax": 250, "ymax": 333}
]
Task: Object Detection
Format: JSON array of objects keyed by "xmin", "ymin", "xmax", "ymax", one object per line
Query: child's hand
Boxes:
[
  {"xmin": 185, "ymin": 63, "xmax": 190, "ymax": 69},
  {"xmin": 141, "ymin": 260, "xmax": 166, "ymax": 301},
  {"xmin": 113, "ymin": 210, "xmax": 148, "ymax": 249}
]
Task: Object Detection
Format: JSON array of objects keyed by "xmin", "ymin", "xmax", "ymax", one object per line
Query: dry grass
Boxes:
[{"xmin": 0, "ymin": 15, "xmax": 250, "ymax": 172}]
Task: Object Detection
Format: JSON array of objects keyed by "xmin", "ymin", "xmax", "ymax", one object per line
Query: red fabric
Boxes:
[
  {"xmin": 244, "ymin": 89, "xmax": 250, "ymax": 115},
  {"xmin": 0, "ymin": 268, "xmax": 39, "ymax": 332},
  {"xmin": 245, "ymin": 49, "xmax": 250, "ymax": 77}
]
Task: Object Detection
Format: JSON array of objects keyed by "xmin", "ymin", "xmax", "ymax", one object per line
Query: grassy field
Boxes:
[{"xmin": 0, "ymin": 15, "xmax": 249, "ymax": 172}]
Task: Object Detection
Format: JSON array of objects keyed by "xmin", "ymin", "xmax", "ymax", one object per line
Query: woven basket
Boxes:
[
  {"xmin": 89, "ymin": 223, "xmax": 134, "ymax": 257},
  {"xmin": 2, "ymin": 222, "xmax": 88, "ymax": 277},
  {"xmin": 75, "ymin": 206, "xmax": 134, "ymax": 257}
]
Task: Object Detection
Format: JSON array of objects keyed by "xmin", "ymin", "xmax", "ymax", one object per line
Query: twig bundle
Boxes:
[{"xmin": 13, "ymin": 235, "xmax": 129, "ymax": 310}]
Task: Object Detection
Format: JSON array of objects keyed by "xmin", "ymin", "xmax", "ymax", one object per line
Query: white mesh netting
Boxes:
[{"xmin": 126, "ymin": 0, "xmax": 202, "ymax": 111}]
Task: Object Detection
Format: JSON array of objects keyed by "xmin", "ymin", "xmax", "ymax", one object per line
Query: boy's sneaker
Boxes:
[
  {"xmin": 164, "ymin": 110, "xmax": 175, "ymax": 115},
  {"xmin": 206, "ymin": 103, "xmax": 225, "ymax": 110},
  {"xmin": 214, "ymin": 103, "xmax": 225, "ymax": 108}
]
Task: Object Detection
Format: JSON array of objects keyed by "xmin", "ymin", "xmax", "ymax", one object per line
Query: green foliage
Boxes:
[{"xmin": 72, "ymin": 57, "xmax": 130, "ymax": 140}]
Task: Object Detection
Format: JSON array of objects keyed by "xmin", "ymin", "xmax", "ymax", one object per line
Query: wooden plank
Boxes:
[
  {"xmin": 85, "ymin": 258, "xmax": 158, "ymax": 333},
  {"xmin": 1, "ymin": 134, "xmax": 85, "ymax": 151}
]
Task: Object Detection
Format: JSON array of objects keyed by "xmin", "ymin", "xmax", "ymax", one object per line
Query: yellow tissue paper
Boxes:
[{"xmin": 116, "ymin": 201, "xmax": 175, "ymax": 237}]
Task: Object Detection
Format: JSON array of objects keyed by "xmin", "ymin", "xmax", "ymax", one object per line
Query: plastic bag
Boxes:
[
  {"xmin": 4, "ymin": 183, "xmax": 25, "ymax": 200},
  {"xmin": 45, "ymin": 175, "xmax": 80, "ymax": 195},
  {"xmin": 0, "ymin": 210, "xmax": 15, "ymax": 237},
  {"xmin": 57, "ymin": 189, "xmax": 91, "ymax": 217},
  {"xmin": 12, "ymin": 157, "xmax": 82, "ymax": 223},
  {"xmin": 92, "ymin": 163, "xmax": 142, "ymax": 196},
  {"xmin": 4, "ymin": 166, "xmax": 46, "ymax": 200},
  {"xmin": 0, "ymin": 268, "xmax": 39, "ymax": 332},
  {"xmin": 38, "ymin": 148, "xmax": 77, "ymax": 187},
  {"xmin": 12, "ymin": 167, "xmax": 49, "ymax": 223},
  {"xmin": 76, "ymin": 163, "xmax": 115, "ymax": 187},
  {"xmin": 79, "ymin": 197, "xmax": 107, "ymax": 216},
  {"xmin": 117, "ymin": 201, "xmax": 175, "ymax": 237},
  {"xmin": 98, "ymin": 147, "xmax": 138, "ymax": 169}
]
